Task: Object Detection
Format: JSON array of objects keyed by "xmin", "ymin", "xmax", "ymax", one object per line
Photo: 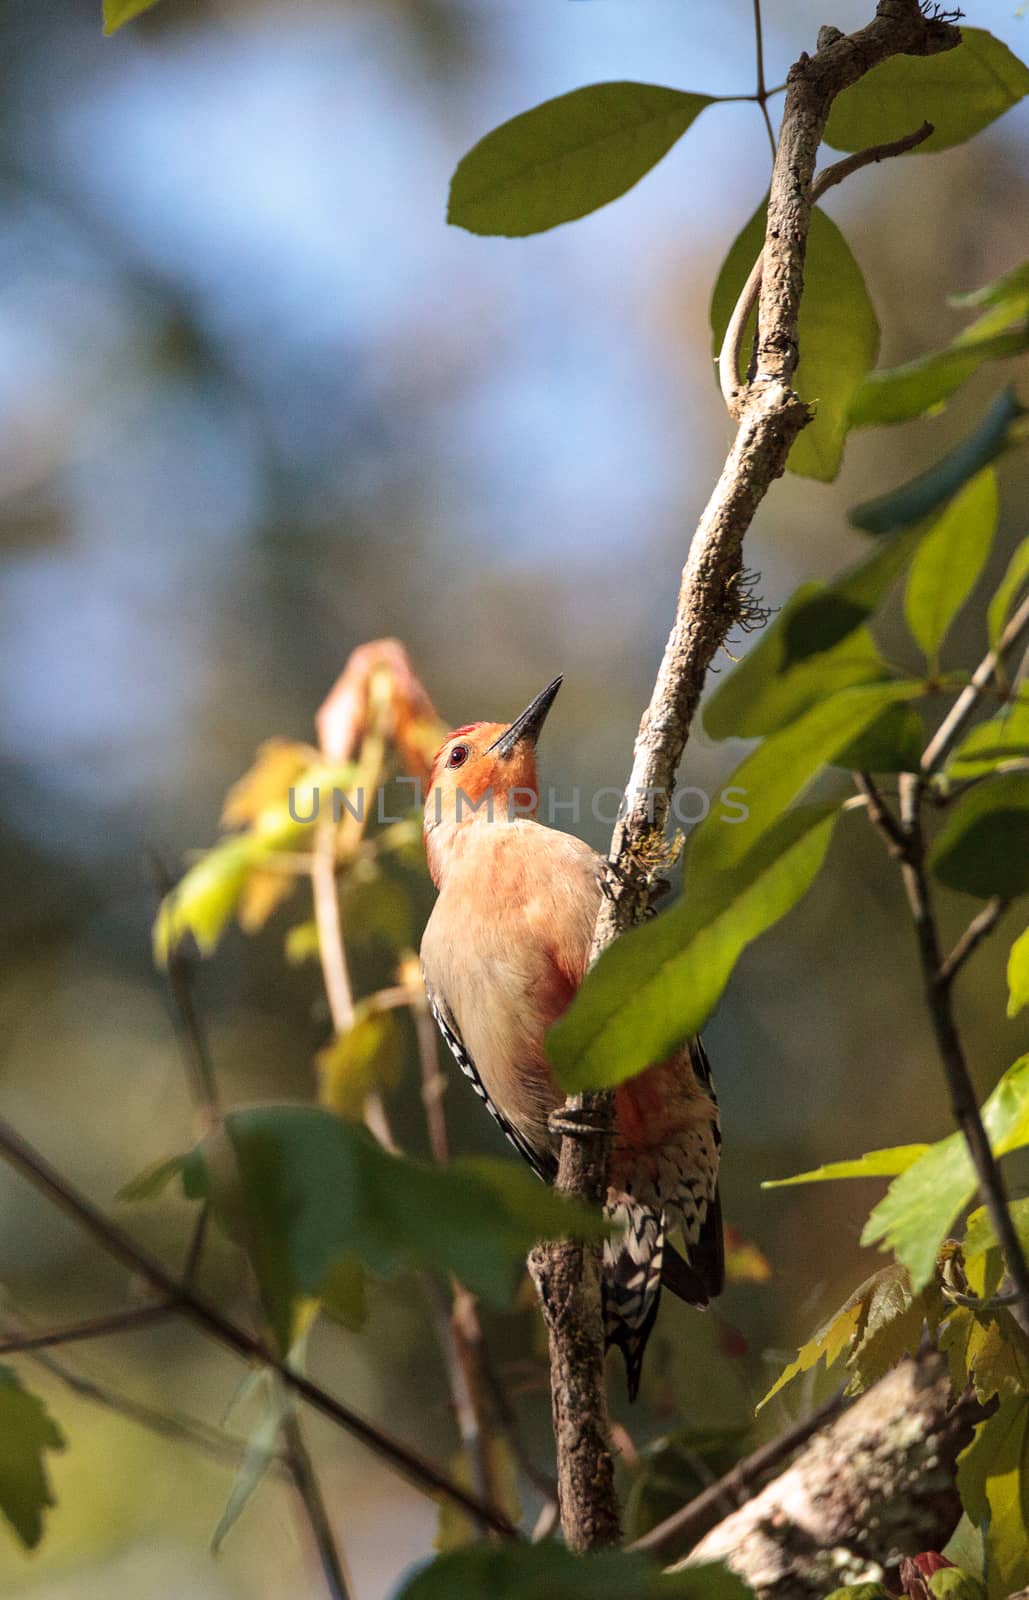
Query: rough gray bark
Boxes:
[
  {"xmin": 678, "ymin": 1356, "xmax": 984, "ymax": 1598},
  {"xmin": 531, "ymin": 0, "xmax": 961, "ymax": 1553}
]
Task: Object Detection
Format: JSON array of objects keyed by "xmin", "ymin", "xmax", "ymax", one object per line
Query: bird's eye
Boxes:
[{"xmin": 447, "ymin": 744, "xmax": 470, "ymax": 769}]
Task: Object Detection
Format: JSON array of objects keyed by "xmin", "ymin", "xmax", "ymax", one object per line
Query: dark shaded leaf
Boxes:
[
  {"xmin": 448, "ymin": 83, "xmax": 711, "ymax": 236},
  {"xmin": 929, "ymin": 774, "xmax": 1029, "ymax": 898},
  {"xmin": 0, "ymin": 1366, "xmax": 65, "ymax": 1549},
  {"xmin": 177, "ymin": 1106, "xmax": 607, "ymax": 1349},
  {"xmin": 395, "ymin": 1543, "xmax": 753, "ymax": 1599}
]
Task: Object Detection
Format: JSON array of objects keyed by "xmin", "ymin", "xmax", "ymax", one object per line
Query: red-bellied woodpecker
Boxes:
[{"xmin": 420, "ymin": 675, "xmax": 723, "ymax": 1400}]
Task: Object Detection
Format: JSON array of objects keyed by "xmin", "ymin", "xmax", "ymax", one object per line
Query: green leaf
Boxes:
[
  {"xmin": 177, "ymin": 1106, "xmax": 606, "ymax": 1350},
  {"xmin": 850, "ymin": 388, "xmax": 1024, "ymax": 534},
  {"xmin": 988, "ymin": 536, "xmax": 1029, "ymax": 654},
  {"xmin": 929, "ymin": 773, "xmax": 1029, "ymax": 898},
  {"xmin": 948, "ymin": 702, "xmax": 1029, "ymax": 781},
  {"xmin": 940, "ymin": 1304, "xmax": 1029, "ymax": 1403},
  {"xmin": 116, "ymin": 1153, "xmax": 185, "ymax": 1202},
  {"xmin": 710, "ymin": 202, "xmax": 879, "ymax": 481},
  {"xmin": 929, "ymin": 1573, "xmax": 987, "ymax": 1600},
  {"xmin": 1008, "ymin": 928, "xmax": 1029, "ymax": 1019},
  {"xmin": 546, "ymin": 806, "xmax": 839, "ymax": 1093},
  {"xmin": 103, "ymin": 0, "xmax": 159, "ymax": 32},
  {"xmin": 903, "ymin": 469, "xmax": 998, "ymax": 663},
  {"xmin": 394, "ymin": 1544, "xmax": 753, "ymax": 1600},
  {"xmin": 825, "ymin": 1588, "xmax": 893, "ymax": 1600},
  {"xmin": 758, "ymin": 1263, "xmax": 934, "ymax": 1410},
  {"xmin": 210, "ymin": 1373, "xmax": 284, "ymax": 1554},
  {"xmin": 763, "ymin": 1144, "xmax": 929, "ymax": 1187},
  {"xmin": 952, "ymin": 261, "xmax": 1029, "ymax": 314},
  {"xmin": 943, "ymin": 1513, "xmax": 987, "ymax": 1578},
  {"xmin": 704, "ymin": 591, "xmax": 888, "ymax": 741},
  {"xmin": 863, "ymin": 1056, "xmax": 1029, "ymax": 1290},
  {"xmin": 957, "ymin": 1397, "xmax": 1029, "ymax": 1599},
  {"xmin": 435, "ymin": 1437, "xmax": 522, "ymax": 1553},
  {"xmin": 850, "ymin": 327, "xmax": 1029, "ymax": 429},
  {"xmin": 316, "ymin": 1006, "xmax": 404, "ymax": 1122},
  {"xmin": 153, "ymin": 838, "xmax": 253, "ymax": 967},
  {"xmin": 447, "ymin": 83, "xmax": 712, "ymax": 237},
  {"xmin": 832, "ymin": 701, "xmax": 925, "ymax": 775},
  {"xmin": 0, "ymin": 1366, "xmax": 65, "ymax": 1549},
  {"xmin": 825, "ymin": 29, "xmax": 1029, "ymax": 155}
]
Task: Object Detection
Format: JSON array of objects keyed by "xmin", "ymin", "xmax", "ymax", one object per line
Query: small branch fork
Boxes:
[
  {"xmin": 530, "ymin": 0, "xmax": 960, "ymax": 1553},
  {"xmin": 855, "ymin": 595, "xmax": 1029, "ymax": 1331},
  {"xmin": 719, "ymin": 120, "xmax": 934, "ymax": 412}
]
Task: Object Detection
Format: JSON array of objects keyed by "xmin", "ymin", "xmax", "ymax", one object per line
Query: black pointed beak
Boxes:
[{"xmin": 487, "ymin": 675, "xmax": 563, "ymax": 758}]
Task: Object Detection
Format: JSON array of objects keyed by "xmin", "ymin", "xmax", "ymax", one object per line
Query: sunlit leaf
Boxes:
[
  {"xmin": 824, "ymin": 1588, "xmax": 892, "ymax": 1600},
  {"xmin": 957, "ymin": 1397, "xmax": 1029, "ymax": 1599},
  {"xmin": 850, "ymin": 327, "xmax": 1029, "ymax": 428},
  {"xmin": 903, "ymin": 469, "xmax": 998, "ymax": 664},
  {"xmin": 172, "ymin": 1106, "xmax": 606, "ymax": 1350},
  {"xmin": 862, "ymin": 1056, "xmax": 1029, "ymax": 1289},
  {"xmin": 210, "ymin": 1373, "xmax": 284, "ymax": 1554},
  {"xmin": 284, "ymin": 922, "xmax": 321, "ymax": 966},
  {"xmin": 850, "ymin": 388, "xmax": 1024, "ymax": 534},
  {"xmin": 153, "ymin": 838, "xmax": 253, "ymax": 967},
  {"xmin": 710, "ymin": 201, "xmax": 879, "ymax": 480},
  {"xmin": 221, "ymin": 740, "xmax": 320, "ymax": 829},
  {"xmin": 763, "ymin": 1144, "xmax": 929, "ymax": 1188},
  {"xmin": 929, "ymin": 774, "xmax": 1029, "ymax": 898},
  {"xmin": 704, "ymin": 530, "xmax": 927, "ymax": 742},
  {"xmin": 546, "ymin": 805, "xmax": 839, "ymax": 1092},
  {"xmin": 395, "ymin": 1543, "xmax": 753, "ymax": 1599},
  {"xmin": 448, "ymin": 83, "xmax": 712, "ymax": 236},
  {"xmin": 1008, "ymin": 928, "xmax": 1029, "ymax": 1019},
  {"xmin": 103, "ymin": 0, "xmax": 160, "ymax": 32},
  {"xmin": 988, "ymin": 536, "xmax": 1029, "ymax": 654},
  {"xmin": 0, "ymin": 1366, "xmax": 65, "ymax": 1549},
  {"xmin": 940, "ymin": 1304, "xmax": 1029, "ymax": 1404},
  {"xmin": 723, "ymin": 1226, "xmax": 772, "ymax": 1285},
  {"xmin": 825, "ymin": 29, "xmax": 1029, "ymax": 155}
]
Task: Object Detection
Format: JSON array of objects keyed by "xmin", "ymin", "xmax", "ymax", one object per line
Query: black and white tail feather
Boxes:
[{"xmin": 425, "ymin": 976, "xmax": 723, "ymax": 1400}]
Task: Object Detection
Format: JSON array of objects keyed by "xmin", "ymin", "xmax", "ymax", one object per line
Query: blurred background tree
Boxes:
[{"xmin": 1, "ymin": 0, "xmax": 1029, "ymax": 1595}]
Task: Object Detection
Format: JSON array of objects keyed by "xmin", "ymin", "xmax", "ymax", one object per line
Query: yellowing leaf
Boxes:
[
  {"xmin": 238, "ymin": 868, "xmax": 296, "ymax": 934},
  {"xmin": 941, "ymin": 1305, "xmax": 1029, "ymax": 1403},
  {"xmin": 284, "ymin": 922, "xmax": 321, "ymax": 966},
  {"xmin": 763, "ymin": 1144, "xmax": 929, "ymax": 1188},
  {"xmin": 723, "ymin": 1226, "xmax": 772, "ymax": 1285},
  {"xmin": 103, "ymin": 0, "xmax": 159, "ymax": 32},
  {"xmin": 758, "ymin": 1294, "xmax": 863, "ymax": 1411},
  {"xmin": 958, "ymin": 1398, "xmax": 1029, "ymax": 1599},
  {"xmin": 317, "ymin": 1006, "xmax": 404, "ymax": 1122},
  {"xmin": 152, "ymin": 838, "xmax": 253, "ymax": 967},
  {"xmin": 904, "ymin": 469, "xmax": 998, "ymax": 665},
  {"xmin": 221, "ymin": 739, "xmax": 320, "ymax": 830}
]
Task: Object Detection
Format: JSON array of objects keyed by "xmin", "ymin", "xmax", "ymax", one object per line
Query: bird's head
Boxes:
[{"xmin": 423, "ymin": 675, "xmax": 562, "ymax": 882}]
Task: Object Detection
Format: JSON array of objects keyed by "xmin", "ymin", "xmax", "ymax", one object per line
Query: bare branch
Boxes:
[
  {"xmin": 718, "ymin": 121, "xmax": 934, "ymax": 413},
  {"xmin": 629, "ymin": 1391, "xmax": 847, "ymax": 1562},
  {"xmin": 922, "ymin": 590, "xmax": 1029, "ymax": 773},
  {"xmin": 679, "ymin": 1355, "xmax": 983, "ymax": 1595},
  {"xmin": 534, "ymin": 0, "xmax": 960, "ymax": 1551},
  {"xmin": 0, "ymin": 1113, "xmax": 518, "ymax": 1537},
  {"xmin": 0, "ymin": 1302, "xmax": 173, "ymax": 1356}
]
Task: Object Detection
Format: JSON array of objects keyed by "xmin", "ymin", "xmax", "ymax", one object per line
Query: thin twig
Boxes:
[
  {"xmin": 939, "ymin": 898, "xmax": 1009, "ymax": 990},
  {"xmin": 0, "ymin": 1302, "xmax": 173, "ymax": 1356},
  {"xmin": 891, "ymin": 772, "xmax": 1029, "ymax": 1328},
  {"xmin": 752, "ymin": 0, "xmax": 777, "ymax": 159},
  {"xmin": 280, "ymin": 1406, "xmax": 353, "ymax": 1600},
  {"xmin": 718, "ymin": 120, "xmax": 934, "ymax": 413},
  {"xmin": 853, "ymin": 772, "xmax": 907, "ymax": 858},
  {"xmin": 922, "ymin": 591, "xmax": 1029, "ymax": 773},
  {"xmin": 2, "ymin": 1311, "xmax": 288, "ymax": 1474},
  {"xmin": 629, "ymin": 1390, "xmax": 847, "ymax": 1561},
  {"xmin": 533, "ymin": 2, "xmax": 960, "ymax": 1553},
  {"xmin": 0, "ymin": 1113, "xmax": 518, "ymax": 1537}
]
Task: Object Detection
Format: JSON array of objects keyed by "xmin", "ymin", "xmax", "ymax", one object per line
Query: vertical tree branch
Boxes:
[{"xmin": 531, "ymin": 0, "xmax": 961, "ymax": 1552}]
